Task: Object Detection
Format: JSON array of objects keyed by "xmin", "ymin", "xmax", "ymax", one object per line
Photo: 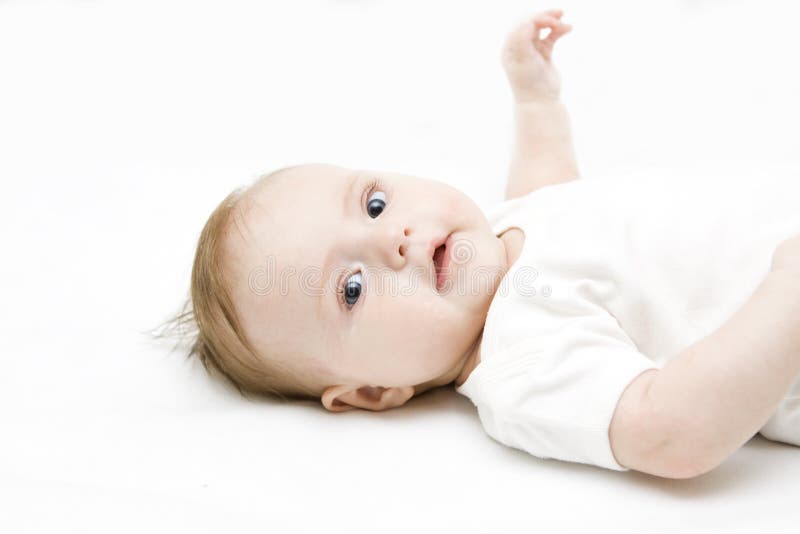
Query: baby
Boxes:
[{"xmin": 166, "ymin": 10, "xmax": 800, "ymax": 479}]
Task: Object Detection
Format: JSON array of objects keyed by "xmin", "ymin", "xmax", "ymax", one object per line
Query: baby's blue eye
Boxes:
[
  {"xmin": 342, "ymin": 271, "xmax": 362, "ymax": 309},
  {"xmin": 367, "ymin": 190, "xmax": 386, "ymax": 218}
]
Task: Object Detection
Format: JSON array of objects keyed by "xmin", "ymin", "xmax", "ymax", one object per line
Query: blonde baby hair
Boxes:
[{"xmin": 154, "ymin": 165, "xmax": 320, "ymax": 403}]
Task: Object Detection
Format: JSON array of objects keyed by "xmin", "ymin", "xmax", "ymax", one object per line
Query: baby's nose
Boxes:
[{"xmin": 376, "ymin": 225, "xmax": 410, "ymax": 270}]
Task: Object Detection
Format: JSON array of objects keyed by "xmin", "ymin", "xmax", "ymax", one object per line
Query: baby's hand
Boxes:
[{"xmin": 501, "ymin": 9, "xmax": 572, "ymax": 103}]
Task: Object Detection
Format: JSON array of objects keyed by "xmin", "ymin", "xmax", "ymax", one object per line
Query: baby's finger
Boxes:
[
  {"xmin": 531, "ymin": 13, "xmax": 558, "ymax": 24},
  {"xmin": 544, "ymin": 22, "xmax": 572, "ymax": 44},
  {"xmin": 533, "ymin": 8, "xmax": 565, "ymax": 24},
  {"xmin": 537, "ymin": 21, "xmax": 571, "ymax": 60},
  {"xmin": 533, "ymin": 15, "xmax": 565, "ymax": 41},
  {"xmin": 533, "ymin": 15, "xmax": 560, "ymax": 36},
  {"xmin": 539, "ymin": 9, "xmax": 563, "ymax": 19}
]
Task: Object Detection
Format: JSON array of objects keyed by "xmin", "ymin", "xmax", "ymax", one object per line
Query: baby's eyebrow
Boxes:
[{"xmin": 342, "ymin": 170, "xmax": 360, "ymax": 217}]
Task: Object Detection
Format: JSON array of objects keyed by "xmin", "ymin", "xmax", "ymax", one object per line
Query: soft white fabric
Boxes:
[{"xmin": 458, "ymin": 168, "xmax": 800, "ymax": 471}]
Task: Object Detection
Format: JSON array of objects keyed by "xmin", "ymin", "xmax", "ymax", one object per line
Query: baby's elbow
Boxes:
[
  {"xmin": 623, "ymin": 450, "xmax": 709, "ymax": 480},
  {"xmin": 641, "ymin": 434, "xmax": 723, "ymax": 480},
  {"xmin": 609, "ymin": 369, "xmax": 718, "ymax": 480},
  {"xmin": 659, "ymin": 454, "xmax": 718, "ymax": 480},
  {"xmin": 617, "ymin": 446, "xmax": 716, "ymax": 480}
]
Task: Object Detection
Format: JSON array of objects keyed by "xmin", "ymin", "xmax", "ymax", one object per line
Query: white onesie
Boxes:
[{"xmin": 456, "ymin": 166, "xmax": 800, "ymax": 471}]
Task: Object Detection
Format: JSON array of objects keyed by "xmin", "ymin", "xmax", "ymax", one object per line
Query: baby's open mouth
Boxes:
[{"xmin": 432, "ymin": 234, "xmax": 452, "ymax": 291}]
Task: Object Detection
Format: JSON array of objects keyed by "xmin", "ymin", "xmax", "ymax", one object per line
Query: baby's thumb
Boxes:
[{"xmin": 545, "ymin": 22, "xmax": 573, "ymax": 44}]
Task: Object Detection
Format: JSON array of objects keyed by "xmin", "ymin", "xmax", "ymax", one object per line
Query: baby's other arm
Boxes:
[
  {"xmin": 501, "ymin": 10, "xmax": 579, "ymax": 200},
  {"xmin": 611, "ymin": 236, "xmax": 800, "ymax": 479}
]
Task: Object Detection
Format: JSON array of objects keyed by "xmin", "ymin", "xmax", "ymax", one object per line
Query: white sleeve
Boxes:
[{"xmin": 459, "ymin": 313, "xmax": 661, "ymax": 472}]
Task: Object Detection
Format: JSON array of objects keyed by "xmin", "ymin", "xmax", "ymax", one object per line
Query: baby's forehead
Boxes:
[
  {"xmin": 223, "ymin": 200, "xmax": 319, "ymax": 327},
  {"xmin": 240, "ymin": 164, "xmax": 349, "ymax": 233},
  {"xmin": 254, "ymin": 163, "xmax": 350, "ymax": 196},
  {"xmin": 227, "ymin": 165, "xmax": 351, "ymax": 279}
]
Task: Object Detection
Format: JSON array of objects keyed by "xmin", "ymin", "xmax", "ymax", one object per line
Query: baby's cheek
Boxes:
[
  {"xmin": 408, "ymin": 305, "xmax": 450, "ymax": 345},
  {"xmin": 447, "ymin": 189, "xmax": 465, "ymax": 216}
]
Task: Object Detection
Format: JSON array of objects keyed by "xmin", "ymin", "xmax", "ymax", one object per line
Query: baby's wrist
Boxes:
[
  {"xmin": 514, "ymin": 96, "xmax": 565, "ymax": 113},
  {"xmin": 513, "ymin": 93, "xmax": 562, "ymax": 107}
]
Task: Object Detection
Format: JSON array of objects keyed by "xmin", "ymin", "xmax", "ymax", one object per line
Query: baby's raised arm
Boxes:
[
  {"xmin": 611, "ymin": 235, "xmax": 800, "ymax": 478},
  {"xmin": 501, "ymin": 10, "xmax": 579, "ymax": 200}
]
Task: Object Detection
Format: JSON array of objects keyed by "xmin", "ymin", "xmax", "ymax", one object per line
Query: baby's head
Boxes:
[{"xmin": 178, "ymin": 163, "xmax": 510, "ymax": 411}]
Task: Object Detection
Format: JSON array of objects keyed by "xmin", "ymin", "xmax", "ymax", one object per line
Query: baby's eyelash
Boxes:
[
  {"xmin": 336, "ymin": 269, "xmax": 362, "ymax": 308},
  {"xmin": 364, "ymin": 178, "xmax": 383, "ymax": 202}
]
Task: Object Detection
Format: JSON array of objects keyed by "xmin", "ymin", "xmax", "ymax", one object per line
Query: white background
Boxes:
[{"xmin": 1, "ymin": 0, "xmax": 799, "ymax": 532}]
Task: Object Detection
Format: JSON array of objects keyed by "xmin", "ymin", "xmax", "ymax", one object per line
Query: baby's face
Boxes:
[{"xmin": 226, "ymin": 163, "xmax": 508, "ymax": 396}]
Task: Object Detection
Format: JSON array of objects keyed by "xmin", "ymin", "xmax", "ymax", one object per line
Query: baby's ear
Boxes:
[{"xmin": 321, "ymin": 385, "xmax": 415, "ymax": 412}]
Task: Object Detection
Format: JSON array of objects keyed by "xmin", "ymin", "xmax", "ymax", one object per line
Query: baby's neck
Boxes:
[
  {"xmin": 411, "ymin": 330, "xmax": 483, "ymax": 397},
  {"xmin": 453, "ymin": 330, "xmax": 482, "ymax": 388}
]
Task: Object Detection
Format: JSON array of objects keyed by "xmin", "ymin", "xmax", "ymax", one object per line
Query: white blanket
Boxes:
[{"xmin": 1, "ymin": 0, "xmax": 798, "ymax": 532}]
